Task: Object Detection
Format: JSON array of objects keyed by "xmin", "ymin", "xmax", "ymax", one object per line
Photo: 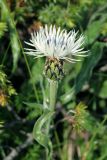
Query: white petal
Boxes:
[{"xmin": 25, "ymin": 25, "xmax": 87, "ymax": 61}]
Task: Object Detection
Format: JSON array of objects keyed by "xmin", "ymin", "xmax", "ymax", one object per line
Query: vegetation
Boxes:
[{"xmin": 0, "ymin": 0, "xmax": 107, "ymax": 160}]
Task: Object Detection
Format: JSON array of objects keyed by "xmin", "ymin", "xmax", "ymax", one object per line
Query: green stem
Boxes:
[
  {"xmin": 1, "ymin": 42, "xmax": 11, "ymax": 65},
  {"xmin": 54, "ymin": 130, "xmax": 63, "ymax": 159},
  {"xmin": 46, "ymin": 80, "xmax": 58, "ymax": 160},
  {"xmin": 49, "ymin": 80, "xmax": 58, "ymax": 111},
  {"xmin": 46, "ymin": 80, "xmax": 58, "ymax": 134}
]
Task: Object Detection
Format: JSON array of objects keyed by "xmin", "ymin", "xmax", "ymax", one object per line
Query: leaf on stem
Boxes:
[{"xmin": 33, "ymin": 110, "xmax": 54, "ymax": 158}]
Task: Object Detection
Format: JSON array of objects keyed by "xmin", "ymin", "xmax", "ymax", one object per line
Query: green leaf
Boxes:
[
  {"xmin": 60, "ymin": 87, "xmax": 75, "ymax": 104},
  {"xmin": 61, "ymin": 42, "xmax": 104, "ymax": 104},
  {"xmin": 0, "ymin": 0, "xmax": 20, "ymax": 72},
  {"xmin": 0, "ymin": 22, "xmax": 7, "ymax": 38},
  {"xmin": 10, "ymin": 28, "xmax": 20, "ymax": 72},
  {"xmin": 98, "ymin": 80, "xmax": 107, "ymax": 99},
  {"xmin": 33, "ymin": 110, "xmax": 54, "ymax": 158},
  {"xmin": 75, "ymin": 42, "xmax": 104, "ymax": 93},
  {"xmin": 85, "ymin": 20, "xmax": 104, "ymax": 44},
  {"xmin": 23, "ymin": 102, "xmax": 43, "ymax": 119}
]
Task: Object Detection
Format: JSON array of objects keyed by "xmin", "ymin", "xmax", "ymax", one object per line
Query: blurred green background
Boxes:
[{"xmin": 0, "ymin": 0, "xmax": 107, "ymax": 160}]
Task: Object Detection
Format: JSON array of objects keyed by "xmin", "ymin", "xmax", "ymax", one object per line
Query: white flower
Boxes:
[{"xmin": 25, "ymin": 25, "xmax": 88, "ymax": 63}]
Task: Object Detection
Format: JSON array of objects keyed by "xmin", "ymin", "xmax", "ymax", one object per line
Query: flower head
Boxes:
[
  {"xmin": 25, "ymin": 25, "xmax": 87, "ymax": 63},
  {"xmin": 25, "ymin": 25, "xmax": 87, "ymax": 80}
]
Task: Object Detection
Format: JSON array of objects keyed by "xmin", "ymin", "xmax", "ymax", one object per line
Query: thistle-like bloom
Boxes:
[
  {"xmin": 25, "ymin": 25, "xmax": 87, "ymax": 63},
  {"xmin": 25, "ymin": 25, "xmax": 87, "ymax": 80}
]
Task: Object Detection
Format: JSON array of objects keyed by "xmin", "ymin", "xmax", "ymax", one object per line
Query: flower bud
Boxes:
[{"xmin": 44, "ymin": 57, "xmax": 64, "ymax": 81}]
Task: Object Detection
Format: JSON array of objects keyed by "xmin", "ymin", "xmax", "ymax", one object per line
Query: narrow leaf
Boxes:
[
  {"xmin": 75, "ymin": 42, "xmax": 104, "ymax": 93},
  {"xmin": 0, "ymin": 0, "xmax": 20, "ymax": 71},
  {"xmin": 33, "ymin": 110, "xmax": 54, "ymax": 157},
  {"xmin": 23, "ymin": 102, "xmax": 43, "ymax": 118}
]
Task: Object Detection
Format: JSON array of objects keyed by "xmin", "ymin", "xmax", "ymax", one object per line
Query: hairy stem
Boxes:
[
  {"xmin": 46, "ymin": 80, "xmax": 58, "ymax": 134},
  {"xmin": 46, "ymin": 80, "xmax": 58, "ymax": 160},
  {"xmin": 50, "ymin": 80, "xmax": 58, "ymax": 111}
]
